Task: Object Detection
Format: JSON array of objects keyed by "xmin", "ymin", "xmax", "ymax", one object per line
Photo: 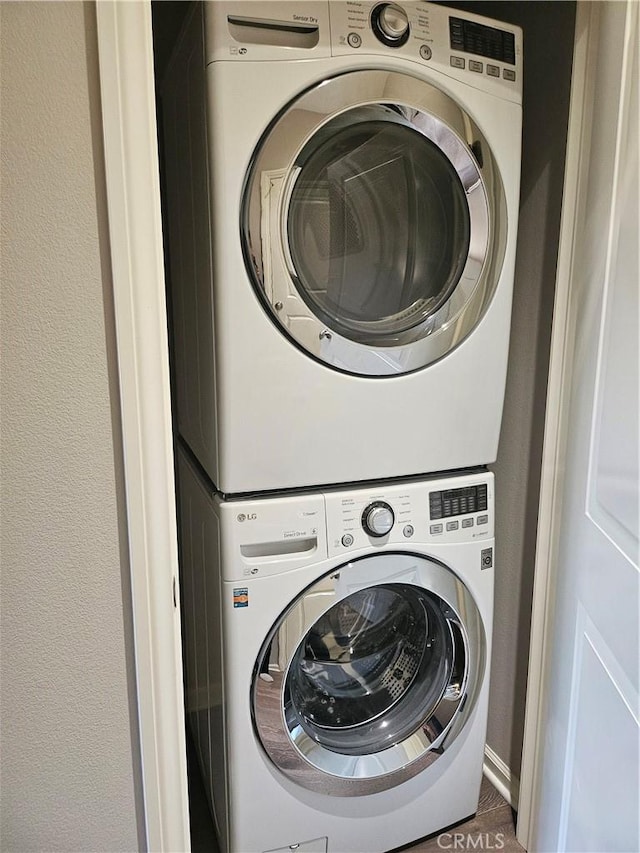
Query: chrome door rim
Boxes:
[
  {"xmin": 241, "ymin": 69, "xmax": 507, "ymax": 377},
  {"xmin": 251, "ymin": 553, "xmax": 486, "ymax": 796}
]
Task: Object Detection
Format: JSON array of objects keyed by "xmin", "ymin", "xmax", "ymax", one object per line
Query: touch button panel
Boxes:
[
  {"xmin": 429, "ymin": 484, "xmax": 488, "ymax": 520},
  {"xmin": 449, "ymin": 16, "xmax": 516, "ymax": 65}
]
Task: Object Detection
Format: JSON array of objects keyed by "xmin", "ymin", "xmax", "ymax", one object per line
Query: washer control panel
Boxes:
[
  {"xmin": 361, "ymin": 500, "xmax": 396, "ymax": 537},
  {"xmin": 429, "ymin": 484, "xmax": 488, "ymax": 520},
  {"xmin": 324, "ymin": 471, "xmax": 494, "ymax": 556}
]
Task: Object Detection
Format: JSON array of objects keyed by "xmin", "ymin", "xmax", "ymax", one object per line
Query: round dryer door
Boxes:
[
  {"xmin": 241, "ymin": 69, "xmax": 507, "ymax": 376},
  {"xmin": 252, "ymin": 553, "xmax": 486, "ymax": 796}
]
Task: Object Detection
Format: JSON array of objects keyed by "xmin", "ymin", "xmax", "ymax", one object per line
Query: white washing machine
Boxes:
[
  {"xmin": 162, "ymin": 2, "xmax": 522, "ymax": 494},
  {"xmin": 177, "ymin": 444, "xmax": 495, "ymax": 853}
]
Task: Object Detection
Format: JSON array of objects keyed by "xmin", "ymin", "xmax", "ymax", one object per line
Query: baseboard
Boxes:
[{"xmin": 483, "ymin": 745, "xmax": 520, "ymax": 810}]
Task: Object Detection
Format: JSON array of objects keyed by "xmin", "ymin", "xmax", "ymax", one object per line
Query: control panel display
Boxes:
[
  {"xmin": 429, "ymin": 485, "xmax": 487, "ymax": 520},
  {"xmin": 449, "ymin": 17, "xmax": 516, "ymax": 65}
]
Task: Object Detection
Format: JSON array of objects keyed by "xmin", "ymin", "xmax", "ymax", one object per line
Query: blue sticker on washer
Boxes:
[{"xmin": 233, "ymin": 588, "xmax": 249, "ymax": 608}]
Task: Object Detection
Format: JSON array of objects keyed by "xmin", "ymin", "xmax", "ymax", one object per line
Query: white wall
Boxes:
[{"xmin": 0, "ymin": 3, "xmax": 142, "ymax": 850}]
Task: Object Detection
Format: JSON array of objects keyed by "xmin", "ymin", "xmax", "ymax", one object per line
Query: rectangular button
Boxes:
[
  {"xmin": 430, "ymin": 523, "xmax": 444, "ymax": 535},
  {"xmin": 469, "ymin": 60, "xmax": 483, "ymax": 73},
  {"xmin": 462, "ymin": 518, "xmax": 474, "ymax": 528},
  {"xmin": 503, "ymin": 69, "xmax": 516, "ymax": 81},
  {"xmin": 487, "ymin": 64, "xmax": 500, "ymax": 77},
  {"xmin": 477, "ymin": 514, "xmax": 488, "ymax": 525},
  {"xmin": 450, "ymin": 56, "xmax": 465, "ymax": 69},
  {"xmin": 446, "ymin": 521, "xmax": 459, "ymax": 531}
]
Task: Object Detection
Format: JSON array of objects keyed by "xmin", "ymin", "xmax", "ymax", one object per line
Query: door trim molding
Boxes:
[
  {"xmin": 516, "ymin": 3, "xmax": 597, "ymax": 848},
  {"xmin": 95, "ymin": 3, "xmax": 190, "ymax": 850}
]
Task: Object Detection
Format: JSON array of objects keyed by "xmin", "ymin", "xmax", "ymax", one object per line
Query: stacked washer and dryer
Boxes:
[{"xmin": 161, "ymin": 3, "xmax": 522, "ymax": 852}]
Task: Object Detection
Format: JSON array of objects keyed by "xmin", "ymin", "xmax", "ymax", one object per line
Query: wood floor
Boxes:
[
  {"xmin": 187, "ymin": 733, "xmax": 524, "ymax": 853},
  {"xmin": 396, "ymin": 777, "xmax": 523, "ymax": 853}
]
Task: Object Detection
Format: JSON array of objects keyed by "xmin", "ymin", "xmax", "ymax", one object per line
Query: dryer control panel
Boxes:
[
  {"xmin": 328, "ymin": 2, "xmax": 522, "ymax": 100},
  {"xmin": 206, "ymin": 2, "xmax": 522, "ymax": 102},
  {"xmin": 324, "ymin": 471, "xmax": 494, "ymax": 557}
]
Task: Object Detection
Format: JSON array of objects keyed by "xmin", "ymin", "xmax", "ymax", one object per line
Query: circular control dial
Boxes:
[
  {"xmin": 371, "ymin": 3, "xmax": 410, "ymax": 47},
  {"xmin": 362, "ymin": 501, "xmax": 395, "ymax": 537}
]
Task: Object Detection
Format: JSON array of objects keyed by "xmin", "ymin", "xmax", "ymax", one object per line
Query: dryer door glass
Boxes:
[
  {"xmin": 286, "ymin": 117, "xmax": 470, "ymax": 340},
  {"xmin": 242, "ymin": 69, "xmax": 507, "ymax": 376},
  {"xmin": 252, "ymin": 552, "xmax": 486, "ymax": 795}
]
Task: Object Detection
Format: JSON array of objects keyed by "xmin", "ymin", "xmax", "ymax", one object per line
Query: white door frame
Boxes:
[
  {"xmin": 95, "ymin": 3, "xmax": 190, "ymax": 850},
  {"xmin": 94, "ymin": 1, "xmax": 594, "ymax": 850},
  {"xmin": 516, "ymin": 2, "xmax": 598, "ymax": 847}
]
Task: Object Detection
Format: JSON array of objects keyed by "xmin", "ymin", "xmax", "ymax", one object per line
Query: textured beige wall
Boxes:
[{"xmin": 0, "ymin": 3, "xmax": 142, "ymax": 850}]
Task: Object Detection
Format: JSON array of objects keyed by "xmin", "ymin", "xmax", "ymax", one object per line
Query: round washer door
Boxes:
[
  {"xmin": 252, "ymin": 553, "xmax": 487, "ymax": 796},
  {"xmin": 242, "ymin": 69, "xmax": 507, "ymax": 377}
]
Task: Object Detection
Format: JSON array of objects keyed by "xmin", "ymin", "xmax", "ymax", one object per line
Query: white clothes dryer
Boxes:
[
  {"xmin": 177, "ymin": 444, "xmax": 495, "ymax": 853},
  {"xmin": 162, "ymin": 2, "xmax": 523, "ymax": 494}
]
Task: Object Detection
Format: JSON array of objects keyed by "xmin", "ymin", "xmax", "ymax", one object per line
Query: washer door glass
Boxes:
[
  {"xmin": 252, "ymin": 553, "xmax": 486, "ymax": 796},
  {"xmin": 287, "ymin": 584, "xmax": 455, "ymax": 755},
  {"xmin": 242, "ymin": 69, "xmax": 507, "ymax": 376},
  {"xmin": 287, "ymin": 116, "xmax": 470, "ymax": 340}
]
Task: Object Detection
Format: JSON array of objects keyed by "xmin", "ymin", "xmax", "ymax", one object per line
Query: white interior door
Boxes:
[{"xmin": 529, "ymin": 2, "xmax": 639, "ymax": 850}]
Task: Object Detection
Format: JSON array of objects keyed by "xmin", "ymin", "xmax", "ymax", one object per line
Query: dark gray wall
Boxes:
[
  {"xmin": 441, "ymin": 0, "xmax": 576, "ymax": 779},
  {"xmin": 492, "ymin": 0, "xmax": 575, "ymax": 782}
]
